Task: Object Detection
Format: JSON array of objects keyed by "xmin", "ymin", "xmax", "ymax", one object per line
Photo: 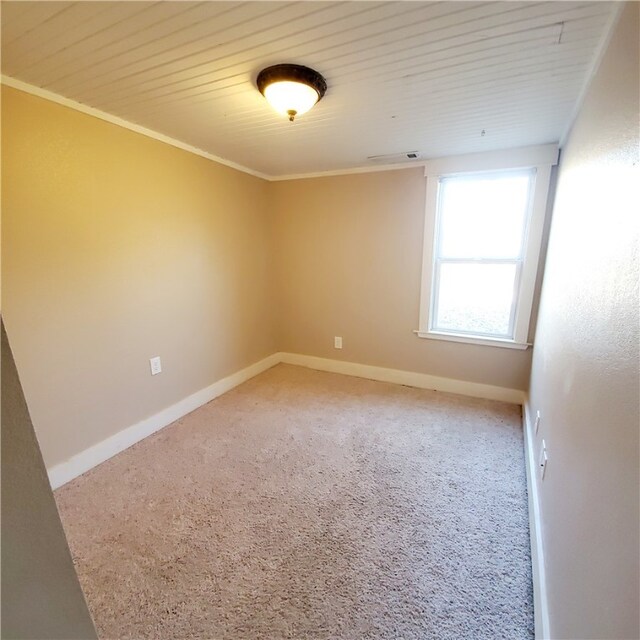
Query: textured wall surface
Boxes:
[
  {"xmin": 2, "ymin": 86, "xmax": 277, "ymax": 467},
  {"xmin": 527, "ymin": 4, "xmax": 640, "ymax": 638},
  {"xmin": 1, "ymin": 322, "xmax": 97, "ymax": 639},
  {"xmin": 271, "ymin": 170, "xmax": 534, "ymax": 391}
]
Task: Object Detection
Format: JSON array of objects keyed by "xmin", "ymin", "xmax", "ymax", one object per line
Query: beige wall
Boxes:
[
  {"xmin": 2, "ymin": 321, "xmax": 97, "ymax": 639},
  {"xmin": 528, "ymin": 4, "xmax": 639, "ymax": 639},
  {"xmin": 271, "ymin": 169, "xmax": 533, "ymax": 391},
  {"xmin": 2, "ymin": 86, "xmax": 276, "ymax": 468}
]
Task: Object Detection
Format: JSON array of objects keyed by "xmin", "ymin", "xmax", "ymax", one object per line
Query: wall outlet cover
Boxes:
[
  {"xmin": 539, "ymin": 439, "xmax": 548, "ymax": 479},
  {"xmin": 150, "ymin": 356, "xmax": 162, "ymax": 375}
]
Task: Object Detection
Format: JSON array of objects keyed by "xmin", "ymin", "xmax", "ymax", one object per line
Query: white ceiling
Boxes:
[{"xmin": 1, "ymin": 1, "xmax": 617, "ymax": 178}]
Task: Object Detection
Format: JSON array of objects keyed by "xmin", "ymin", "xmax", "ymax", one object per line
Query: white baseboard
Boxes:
[
  {"xmin": 49, "ymin": 351, "xmax": 525, "ymax": 490},
  {"xmin": 279, "ymin": 352, "xmax": 525, "ymax": 405},
  {"xmin": 48, "ymin": 353, "xmax": 281, "ymax": 489},
  {"xmin": 523, "ymin": 398, "xmax": 550, "ymax": 640}
]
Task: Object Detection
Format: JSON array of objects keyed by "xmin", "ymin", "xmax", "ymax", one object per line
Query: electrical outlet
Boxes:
[
  {"xmin": 539, "ymin": 439, "xmax": 548, "ymax": 480},
  {"xmin": 334, "ymin": 336, "xmax": 343, "ymax": 349},
  {"xmin": 534, "ymin": 410, "xmax": 541, "ymax": 434},
  {"xmin": 149, "ymin": 356, "xmax": 162, "ymax": 376}
]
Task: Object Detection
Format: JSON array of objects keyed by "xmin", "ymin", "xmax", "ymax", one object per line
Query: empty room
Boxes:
[{"xmin": 1, "ymin": 1, "xmax": 638, "ymax": 639}]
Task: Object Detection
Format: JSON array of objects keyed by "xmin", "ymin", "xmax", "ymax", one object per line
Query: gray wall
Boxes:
[
  {"xmin": 1, "ymin": 321, "xmax": 97, "ymax": 639},
  {"xmin": 527, "ymin": 3, "xmax": 640, "ymax": 638}
]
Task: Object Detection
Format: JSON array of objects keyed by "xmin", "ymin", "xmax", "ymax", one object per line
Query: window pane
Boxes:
[
  {"xmin": 439, "ymin": 171, "xmax": 532, "ymax": 259},
  {"xmin": 434, "ymin": 263, "xmax": 517, "ymax": 337}
]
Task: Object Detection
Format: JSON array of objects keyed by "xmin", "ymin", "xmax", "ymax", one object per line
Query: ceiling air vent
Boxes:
[{"xmin": 367, "ymin": 151, "xmax": 422, "ymax": 164}]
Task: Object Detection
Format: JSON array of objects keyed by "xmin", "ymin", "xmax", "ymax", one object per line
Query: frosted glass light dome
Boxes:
[
  {"xmin": 257, "ymin": 64, "xmax": 327, "ymax": 122},
  {"xmin": 263, "ymin": 81, "xmax": 320, "ymax": 120}
]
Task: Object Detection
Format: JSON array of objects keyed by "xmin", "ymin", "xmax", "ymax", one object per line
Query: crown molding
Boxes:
[
  {"xmin": 269, "ymin": 161, "xmax": 428, "ymax": 182},
  {"xmin": 0, "ymin": 75, "xmax": 432, "ymax": 182},
  {"xmin": 2, "ymin": 75, "xmax": 561, "ymax": 184},
  {"xmin": 1, "ymin": 75, "xmax": 271, "ymax": 181}
]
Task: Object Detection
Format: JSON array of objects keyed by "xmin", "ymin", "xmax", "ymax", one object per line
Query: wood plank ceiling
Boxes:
[{"xmin": 1, "ymin": 1, "xmax": 617, "ymax": 178}]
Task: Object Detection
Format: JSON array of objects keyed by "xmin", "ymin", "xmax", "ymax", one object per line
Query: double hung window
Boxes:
[{"xmin": 417, "ymin": 146, "xmax": 557, "ymax": 349}]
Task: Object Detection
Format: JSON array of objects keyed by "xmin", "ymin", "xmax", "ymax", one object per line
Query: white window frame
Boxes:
[{"xmin": 416, "ymin": 144, "xmax": 558, "ymax": 350}]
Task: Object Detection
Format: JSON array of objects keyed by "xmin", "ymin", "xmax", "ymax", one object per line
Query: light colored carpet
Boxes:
[{"xmin": 55, "ymin": 364, "xmax": 533, "ymax": 640}]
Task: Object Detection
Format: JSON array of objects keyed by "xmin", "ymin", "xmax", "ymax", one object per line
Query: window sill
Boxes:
[{"xmin": 414, "ymin": 330, "xmax": 531, "ymax": 350}]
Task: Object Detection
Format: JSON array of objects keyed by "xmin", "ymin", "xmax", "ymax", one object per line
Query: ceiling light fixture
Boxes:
[{"xmin": 257, "ymin": 64, "xmax": 327, "ymax": 122}]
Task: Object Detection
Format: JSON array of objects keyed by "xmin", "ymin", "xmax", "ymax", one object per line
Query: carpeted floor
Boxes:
[{"xmin": 55, "ymin": 364, "xmax": 533, "ymax": 640}]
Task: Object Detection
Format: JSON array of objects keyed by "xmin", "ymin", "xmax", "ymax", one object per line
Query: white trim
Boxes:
[
  {"xmin": 48, "ymin": 351, "xmax": 525, "ymax": 490},
  {"xmin": 47, "ymin": 353, "xmax": 280, "ymax": 489},
  {"xmin": 423, "ymin": 144, "xmax": 558, "ymax": 177},
  {"xmin": 514, "ymin": 164, "xmax": 551, "ymax": 342},
  {"xmin": 279, "ymin": 352, "xmax": 525, "ymax": 405},
  {"xmin": 271, "ymin": 145, "xmax": 559, "ymax": 183},
  {"xmin": 523, "ymin": 399, "xmax": 550, "ymax": 640},
  {"xmin": 559, "ymin": 3, "xmax": 624, "ymax": 148},
  {"xmin": 269, "ymin": 161, "xmax": 427, "ymax": 182},
  {"xmin": 414, "ymin": 330, "xmax": 530, "ymax": 350},
  {"xmin": 1, "ymin": 77, "xmax": 564, "ymax": 184},
  {"xmin": 418, "ymin": 173, "xmax": 440, "ymax": 331},
  {"xmin": 1, "ymin": 75, "xmax": 270, "ymax": 181},
  {"xmin": 418, "ymin": 148, "xmax": 556, "ymax": 349},
  {"xmin": 1, "ymin": 75, "xmax": 426, "ymax": 182}
]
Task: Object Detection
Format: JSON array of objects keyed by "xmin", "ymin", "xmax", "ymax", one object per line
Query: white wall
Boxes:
[{"xmin": 527, "ymin": 3, "xmax": 639, "ymax": 638}]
